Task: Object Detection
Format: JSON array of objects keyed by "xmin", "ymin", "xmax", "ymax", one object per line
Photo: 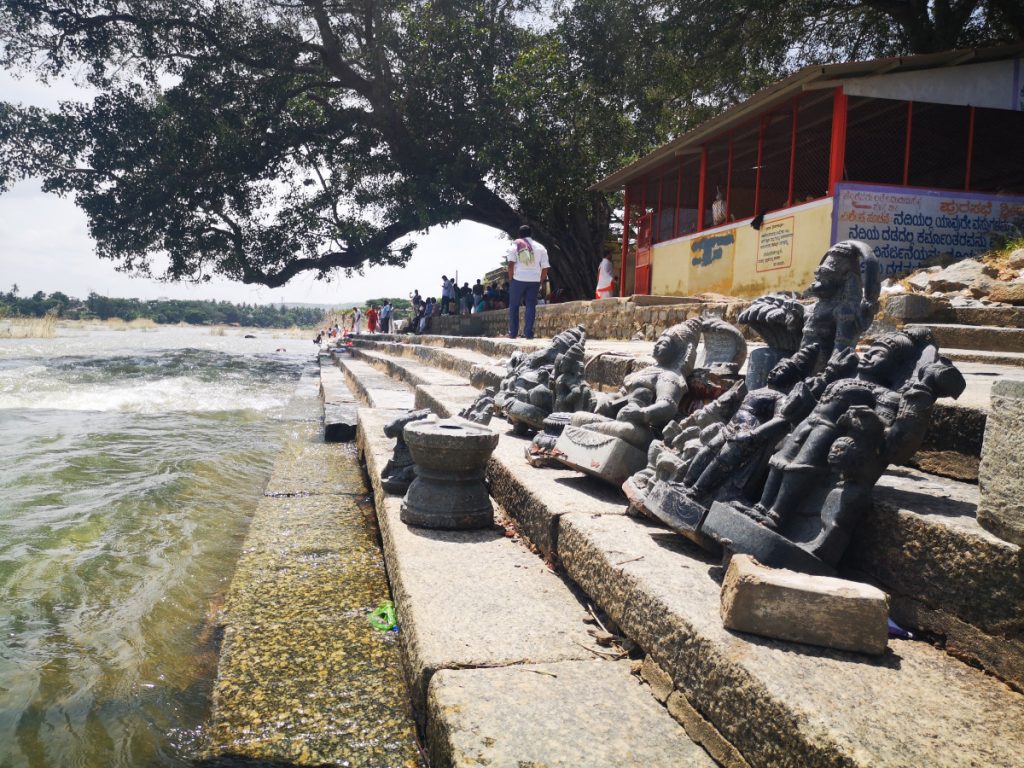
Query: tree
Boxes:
[
  {"xmin": 2, "ymin": 1, "xmax": 1018, "ymax": 302},
  {"xmin": 0, "ymin": 0, "xmax": 668, "ymax": 298}
]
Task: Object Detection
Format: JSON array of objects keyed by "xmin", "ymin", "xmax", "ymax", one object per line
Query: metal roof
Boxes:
[{"xmin": 590, "ymin": 43, "xmax": 1024, "ymax": 192}]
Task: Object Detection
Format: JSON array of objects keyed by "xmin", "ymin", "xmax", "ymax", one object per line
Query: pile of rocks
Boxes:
[{"xmin": 888, "ymin": 248, "xmax": 1024, "ymax": 307}]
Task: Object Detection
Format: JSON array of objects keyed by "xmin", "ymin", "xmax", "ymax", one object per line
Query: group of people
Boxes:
[{"xmin": 435, "ymin": 276, "xmax": 511, "ymax": 316}]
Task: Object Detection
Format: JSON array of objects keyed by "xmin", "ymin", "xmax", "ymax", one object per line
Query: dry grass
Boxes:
[
  {"xmin": 981, "ymin": 235, "xmax": 1024, "ymax": 278},
  {"xmin": 0, "ymin": 312, "xmax": 59, "ymax": 339}
]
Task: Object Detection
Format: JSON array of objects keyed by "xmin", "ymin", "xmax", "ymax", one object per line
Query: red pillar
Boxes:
[
  {"xmin": 828, "ymin": 86, "xmax": 848, "ymax": 196},
  {"xmin": 965, "ymin": 106, "xmax": 976, "ymax": 191},
  {"xmin": 903, "ymin": 101, "xmax": 913, "ymax": 186},
  {"xmin": 619, "ymin": 186, "xmax": 631, "ymax": 296},
  {"xmin": 696, "ymin": 148, "xmax": 708, "ymax": 231}
]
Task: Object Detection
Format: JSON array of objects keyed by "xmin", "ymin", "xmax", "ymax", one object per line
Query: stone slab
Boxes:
[
  {"xmin": 554, "ymin": 424, "xmax": 648, "ymax": 487},
  {"xmin": 909, "ymin": 323, "xmax": 1024, "ymax": 353},
  {"xmin": 335, "ymin": 356, "xmax": 416, "ymax": 410},
  {"xmin": 264, "ymin": 422, "xmax": 367, "ymax": 496},
  {"xmin": 426, "ymin": 660, "xmax": 716, "ymax": 768},
  {"xmin": 413, "ymin": 383, "xmax": 483, "ymax": 418},
  {"xmin": 720, "ymin": 554, "xmax": 889, "ymax": 655},
  {"xmin": 323, "ymin": 402, "xmax": 358, "ymax": 442},
  {"xmin": 557, "ymin": 511, "xmax": 1024, "ymax": 768},
  {"xmin": 978, "ymin": 379, "xmax": 1024, "ymax": 546},
  {"xmin": 319, "ymin": 364, "xmax": 358, "ymax": 406},
  {"xmin": 358, "ymin": 408, "xmax": 601, "ymax": 718}
]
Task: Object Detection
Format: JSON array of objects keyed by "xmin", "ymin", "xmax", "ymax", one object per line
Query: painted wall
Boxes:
[
  {"xmin": 833, "ymin": 183, "xmax": 1024, "ymax": 277},
  {"xmin": 650, "ymin": 199, "xmax": 834, "ymax": 298}
]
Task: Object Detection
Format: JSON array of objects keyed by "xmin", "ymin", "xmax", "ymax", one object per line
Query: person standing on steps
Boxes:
[{"xmin": 505, "ymin": 225, "xmax": 549, "ymax": 339}]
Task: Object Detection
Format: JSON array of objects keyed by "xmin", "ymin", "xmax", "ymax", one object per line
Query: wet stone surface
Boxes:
[{"xmin": 205, "ymin": 438, "xmax": 423, "ymax": 767}]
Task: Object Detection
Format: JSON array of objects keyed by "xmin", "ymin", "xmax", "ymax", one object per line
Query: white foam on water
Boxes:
[{"xmin": 0, "ymin": 372, "xmax": 289, "ymax": 413}]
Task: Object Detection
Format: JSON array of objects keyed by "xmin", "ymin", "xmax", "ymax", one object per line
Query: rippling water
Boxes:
[{"xmin": 0, "ymin": 325, "xmax": 312, "ymax": 767}]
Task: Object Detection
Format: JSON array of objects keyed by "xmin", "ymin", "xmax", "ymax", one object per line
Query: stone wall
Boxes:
[{"xmin": 429, "ymin": 297, "xmax": 754, "ymax": 341}]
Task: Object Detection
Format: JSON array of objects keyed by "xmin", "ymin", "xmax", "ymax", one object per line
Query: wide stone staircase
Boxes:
[{"xmin": 324, "ymin": 331, "xmax": 1024, "ymax": 768}]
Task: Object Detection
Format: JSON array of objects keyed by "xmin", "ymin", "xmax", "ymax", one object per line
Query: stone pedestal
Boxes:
[
  {"xmin": 702, "ymin": 502, "xmax": 835, "ymax": 576},
  {"xmin": 401, "ymin": 419, "xmax": 499, "ymax": 530},
  {"xmin": 978, "ymin": 380, "xmax": 1024, "ymax": 546},
  {"xmin": 642, "ymin": 481, "xmax": 720, "ymax": 552},
  {"xmin": 721, "ymin": 554, "xmax": 889, "ymax": 655},
  {"xmin": 554, "ymin": 425, "xmax": 647, "ymax": 486}
]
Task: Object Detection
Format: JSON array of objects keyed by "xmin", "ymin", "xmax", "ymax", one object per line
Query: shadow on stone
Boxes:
[{"xmin": 725, "ymin": 630, "xmax": 904, "ymax": 670}]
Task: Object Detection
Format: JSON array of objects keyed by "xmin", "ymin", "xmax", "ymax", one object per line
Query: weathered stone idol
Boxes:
[
  {"xmin": 740, "ymin": 239, "xmax": 880, "ymax": 387},
  {"xmin": 459, "ymin": 388, "xmax": 497, "ymax": 425},
  {"xmin": 523, "ymin": 341, "xmax": 597, "ymax": 466},
  {"xmin": 400, "ymin": 418, "xmax": 500, "ymax": 530},
  {"xmin": 648, "ymin": 327, "xmax": 966, "ymax": 574},
  {"xmin": 380, "ymin": 408, "xmax": 432, "ymax": 494},
  {"xmin": 496, "ymin": 325, "xmax": 587, "ymax": 434},
  {"xmin": 554, "ymin": 319, "xmax": 702, "ymax": 485}
]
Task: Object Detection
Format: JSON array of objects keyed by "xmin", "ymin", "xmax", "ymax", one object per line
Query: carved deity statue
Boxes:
[
  {"xmin": 553, "ymin": 319, "xmax": 703, "ymax": 485},
  {"xmin": 499, "ymin": 326, "xmax": 587, "ymax": 433}
]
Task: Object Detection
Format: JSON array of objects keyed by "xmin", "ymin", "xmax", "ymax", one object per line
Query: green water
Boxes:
[{"xmin": 0, "ymin": 327, "xmax": 310, "ymax": 767}]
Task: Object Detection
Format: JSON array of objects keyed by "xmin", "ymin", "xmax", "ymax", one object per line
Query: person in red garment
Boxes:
[{"xmin": 366, "ymin": 305, "xmax": 379, "ymax": 333}]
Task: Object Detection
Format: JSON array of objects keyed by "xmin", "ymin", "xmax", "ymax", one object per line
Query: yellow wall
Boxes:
[{"xmin": 650, "ymin": 199, "xmax": 834, "ymax": 298}]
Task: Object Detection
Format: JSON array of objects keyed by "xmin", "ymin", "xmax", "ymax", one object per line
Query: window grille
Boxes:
[
  {"xmin": 844, "ymin": 96, "xmax": 907, "ymax": 186},
  {"xmin": 791, "ymin": 92, "xmax": 832, "ymax": 203},
  {"xmin": 729, "ymin": 121, "xmax": 760, "ymax": 221},
  {"xmin": 908, "ymin": 102, "xmax": 970, "ymax": 190},
  {"xmin": 971, "ymin": 107, "xmax": 1024, "ymax": 194},
  {"xmin": 759, "ymin": 107, "xmax": 794, "ymax": 213}
]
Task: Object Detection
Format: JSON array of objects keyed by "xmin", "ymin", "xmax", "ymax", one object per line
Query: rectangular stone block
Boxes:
[
  {"xmin": 978, "ymin": 379, "xmax": 1024, "ymax": 546},
  {"xmin": 883, "ymin": 293, "xmax": 936, "ymax": 322},
  {"xmin": 323, "ymin": 403, "xmax": 357, "ymax": 442},
  {"xmin": 554, "ymin": 424, "xmax": 647, "ymax": 486},
  {"xmin": 720, "ymin": 554, "xmax": 889, "ymax": 655}
]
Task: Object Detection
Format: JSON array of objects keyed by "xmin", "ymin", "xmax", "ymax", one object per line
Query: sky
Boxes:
[{"xmin": 0, "ymin": 70, "xmax": 507, "ymax": 307}]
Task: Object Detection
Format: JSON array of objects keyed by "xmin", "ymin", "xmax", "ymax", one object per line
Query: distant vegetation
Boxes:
[{"xmin": 0, "ymin": 287, "xmax": 325, "ymax": 328}]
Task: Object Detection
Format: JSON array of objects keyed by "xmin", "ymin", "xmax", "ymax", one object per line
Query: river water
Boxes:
[{"xmin": 0, "ymin": 324, "xmax": 316, "ymax": 767}]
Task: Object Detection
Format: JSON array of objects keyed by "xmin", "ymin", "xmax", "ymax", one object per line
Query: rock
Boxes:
[
  {"xmin": 977, "ymin": 380, "xmax": 1024, "ymax": 546},
  {"xmin": 1007, "ymin": 248, "xmax": 1024, "ymax": 270},
  {"xmin": 554, "ymin": 424, "xmax": 648, "ymax": 486},
  {"xmin": 906, "ymin": 265, "xmax": 942, "ymax": 292},
  {"xmin": 720, "ymin": 554, "xmax": 889, "ymax": 655},
  {"xmin": 918, "ymin": 258, "xmax": 997, "ymax": 296},
  {"xmin": 882, "ymin": 293, "xmax": 936, "ymax": 322},
  {"xmin": 987, "ymin": 284, "xmax": 1024, "ymax": 306}
]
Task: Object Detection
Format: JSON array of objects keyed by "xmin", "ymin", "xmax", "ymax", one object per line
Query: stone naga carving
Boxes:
[
  {"xmin": 459, "ymin": 388, "xmax": 497, "ymax": 425},
  {"xmin": 380, "ymin": 408, "xmax": 432, "ymax": 494},
  {"xmin": 650, "ymin": 328, "xmax": 966, "ymax": 574},
  {"xmin": 553, "ymin": 319, "xmax": 703, "ymax": 485},
  {"xmin": 524, "ymin": 341, "xmax": 597, "ymax": 466}
]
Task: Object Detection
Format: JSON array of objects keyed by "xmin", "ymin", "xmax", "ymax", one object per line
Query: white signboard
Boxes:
[{"xmin": 832, "ymin": 183, "xmax": 1024, "ymax": 277}]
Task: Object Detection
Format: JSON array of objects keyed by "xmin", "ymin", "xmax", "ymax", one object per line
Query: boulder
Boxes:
[
  {"xmin": 987, "ymin": 283, "xmax": 1024, "ymax": 306},
  {"xmin": 978, "ymin": 380, "xmax": 1024, "ymax": 546}
]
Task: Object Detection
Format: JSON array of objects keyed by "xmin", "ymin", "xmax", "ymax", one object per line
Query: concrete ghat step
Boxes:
[
  {"xmin": 912, "ymin": 323, "xmax": 1024, "ymax": 353},
  {"xmin": 331, "ymin": 353, "xmax": 416, "ymax": 410},
  {"xmin": 942, "ymin": 347, "xmax": 1024, "ymax": 367},
  {"xmin": 357, "ymin": 406, "xmax": 714, "ymax": 767},
  {"xmin": 350, "ymin": 347, "xmax": 470, "ymax": 390},
  {"xmin": 557, "ymin": 512, "xmax": 1024, "ymax": 768},
  {"xmin": 346, "ymin": 336, "xmax": 498, "ymax": 382},
  {"xmin": 848, "ymin": 467, "xmax": 1023, "ymax": 690}
]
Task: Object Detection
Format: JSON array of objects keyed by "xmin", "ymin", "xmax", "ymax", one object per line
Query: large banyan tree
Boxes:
[{"xmin": 1, "ymin": 0, "xmax": 1020, "ymax": 297}]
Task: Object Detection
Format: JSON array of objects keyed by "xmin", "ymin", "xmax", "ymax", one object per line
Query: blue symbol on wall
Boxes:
[{"xmin": 691, "ymin": 233, "xmax": 734, "ymax": 267}]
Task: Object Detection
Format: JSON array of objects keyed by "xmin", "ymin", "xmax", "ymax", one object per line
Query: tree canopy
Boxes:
[{"xmin": 1, "ymin": 0, "xmax": 1020, "ymax": 298}]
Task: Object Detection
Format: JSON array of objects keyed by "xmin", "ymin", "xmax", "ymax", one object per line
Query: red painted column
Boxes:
[
  {"xmin": 697, "ymin": 148, "xmax": 708, "ymax": 231},
  {"xmin": 828, "ymin": 86, "xmax": 848, "ymax": 196},
  {"xmin": 788, "ymin": 96, "xmax": 798, "ymax": 206},
  {"xmin": 725, "ymin": 134, "xmax": 734, "ymax": 221},
  {"xmin": 903, "ymin": 101, "xmax": 913, "ymax": 186},
  {"xmin": 965, "ymin": 106, "xmax": 976, "ymax": 191},
  {"xmin": 619, "ymin": 185, "xmax": 631, "ymax": 296},
  {"xmin": 674, "ymin": 160, "xmax": 683, "ymax": 238}
]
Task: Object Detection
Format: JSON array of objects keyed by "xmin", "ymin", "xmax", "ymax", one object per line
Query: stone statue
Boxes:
[
  {"xmin": 459, "ymin": 388, "xmax": 497, "ymax": 425},
  {"xmin": 739, "ymin": 240, "xmax": 880, "ymax": 388},
  {"xmin": 496, "ymin": 325, "xmax": 587, "ymax": 433},
  {"xmin": 524, "ymin": 341, "xmax": 597, "ymax": 466},
  {"xmin": 380, "ymin": 408, "xmax": 432, "ymax": 494},
  {"xmin": 504, "ymin": 329, "xmax": 592, "ymax": 433},
  {"xmin": 697, "ymin": 328, "xmax": 966, "ymax": 573},
  {"xmin": 553, "ymin": 319, "xmax": 702, "ymax": 485}
]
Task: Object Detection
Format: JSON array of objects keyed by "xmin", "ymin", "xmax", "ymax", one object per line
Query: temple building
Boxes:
[{"xmin": 593, "ymin": 45, "xmax": 1024, "ymax": 298}]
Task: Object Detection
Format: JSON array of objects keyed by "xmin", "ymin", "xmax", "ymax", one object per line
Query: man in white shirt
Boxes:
[
  {"xmin": 596, "ymin": 255, "xmax": 615, "ymax": 298},
  {"xmin": 505, "ymin": 225, "xmax": 550, "ymax": 339}
]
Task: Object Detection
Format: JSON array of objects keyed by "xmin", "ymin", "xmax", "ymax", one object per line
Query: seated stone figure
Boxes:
[
  {"xmin": 554, "ymin": 319, "xmax": 702, "ymax": 485},
  {"xmin": 499, "ymin": 326, "xmax": 586, "ymax": 433},
  {"xmin": 739, "ymin": 239, "xmax": 879, "ymax": 388},
  {"xmin": 696, "ymin": 328, "xmax": 966, "ymax": 572}
]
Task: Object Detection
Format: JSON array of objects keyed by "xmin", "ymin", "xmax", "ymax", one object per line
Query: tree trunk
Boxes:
[{"xmin": 534, "ymin": 194, "xmax": 612, "ymax": 300}]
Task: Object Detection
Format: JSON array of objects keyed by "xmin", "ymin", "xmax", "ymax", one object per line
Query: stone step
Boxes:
[
  {"xmin": 337, "ymin": 349, "xmax": 1024, "ymax": 766},
  {"xmin": 942, "ymin": 347, "xmax": 1024, "ymax": 367},
  {"xmin": 330, "ymin": 352, "xmax": 416, "ymax": 411},
  {"xmin": 357, "ymin": 405, "xmax": 716, "ymax": 767},
  {"xmin": 911, "ymin": 323, "xmax": 1024, "ymax": 353}
]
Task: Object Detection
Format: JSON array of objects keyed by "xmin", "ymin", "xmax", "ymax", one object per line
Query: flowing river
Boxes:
[{"xmin": 0, "ymin": 324, "xmax": 318, "ymax": 767}]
